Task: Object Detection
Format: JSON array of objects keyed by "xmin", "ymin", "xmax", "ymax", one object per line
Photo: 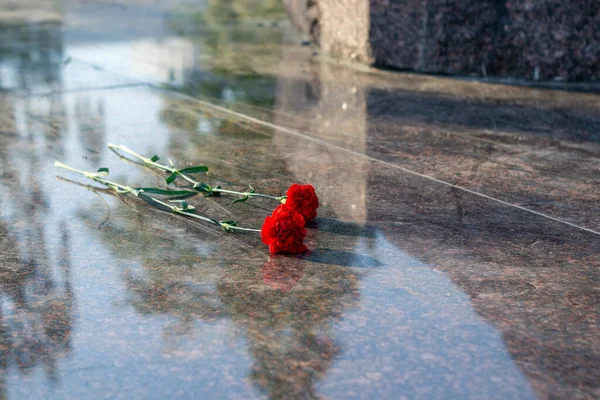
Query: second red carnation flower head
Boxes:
[
  {"xmin": 284, "ymin": 183, "xmax": 319, "ymax": 224},
  {"xmin": 261, "ymin": 204, "xmax": 307, "ymax": 255}
]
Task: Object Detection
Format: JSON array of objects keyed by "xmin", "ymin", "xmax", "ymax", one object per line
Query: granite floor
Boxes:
[{"xmin": 0, "ymin": 1, "xmax": 598, "ymax": 399}]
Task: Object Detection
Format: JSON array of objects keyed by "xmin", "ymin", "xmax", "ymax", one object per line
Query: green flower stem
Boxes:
[
  {"xmin": 146, "ymin": 196, "xmax": 222, "ymax": 229},
  {"xmin": 221, "ymin": 226, "xmax": 261, "ymax": 232},
  {"xmin": 54, "ymin": 161, "xmax": 137, "ymax": 195},
  {"xmin": 108, "ymin": 143, "xmax": 197, "ymax": 185},
  {"xmin": 159, "ymin": 199, "xmax": 261, "ymax": 233},
  {"xmin": 54, "ymin": 161, "xmax": 260, "ymax": 233},
  {"xmin": 108, "ymin": 144, "xmax": 286, "ymax": 204},
  {"xmin": 211, "ymin": 188, "xmax": 285, "ymax": 202},
  {"xmin": 145, "ymin": 196, "xmax": 259, "ymax": 232}
]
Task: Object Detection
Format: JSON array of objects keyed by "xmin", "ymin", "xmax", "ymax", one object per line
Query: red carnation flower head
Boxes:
[
  {"xmin": 284, "ymin": 184, "xmax": 319, "ymax": 224},
  {"xmin": 261, "ymin": 204, "xmax": 307, "ymax": 254}
]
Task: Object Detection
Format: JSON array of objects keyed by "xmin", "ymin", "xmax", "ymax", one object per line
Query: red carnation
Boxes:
[
  {"xmin": 261, "ymin": 204, "xmax": 307, "ymax": 254},
  {"xmin": 285, "ymin": 184, "xmax": 319, "ymax": 224}
]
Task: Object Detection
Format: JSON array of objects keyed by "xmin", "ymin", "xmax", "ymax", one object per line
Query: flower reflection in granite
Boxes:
[
  {"xmin": 218, "ymin": 257, "xmax": 360, "ymax": 399},
  {"xmin": 262, "ymin": 256, "xmax": 306, "ymax": 292}
]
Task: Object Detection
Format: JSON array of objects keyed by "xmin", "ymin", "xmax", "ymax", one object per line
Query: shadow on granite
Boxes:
[
  {"xmin": 313, "ymin": 218, "xmax": 378, "ymax": 238},
  {"xmin": 365, "ymin": 88, "xmax": 600, "ymax": 143},
  {"xmin": 301, "ymin": 247, "xmax": 385, "ymax": 268}
]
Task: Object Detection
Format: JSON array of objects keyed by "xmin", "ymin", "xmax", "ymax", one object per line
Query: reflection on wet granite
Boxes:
[
  {"xmin": 0, "ymin": 19, "xmax": 63, "ymax": 92},
  {"xmin": 0, "ymin": 150, "xmax": 74, "ymax": 398},
  {"xmin": 0, "ymin": 0, "xmax": 599, "ymax": 399},
  {"xmin": 218, "ymin": 257, "xmax": 359, "ymax": 399}
]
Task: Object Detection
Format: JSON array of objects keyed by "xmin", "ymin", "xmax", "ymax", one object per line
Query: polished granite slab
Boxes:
[{"xmin": 0, "ymin": 1, "xmax": 598, "ymax": 399}]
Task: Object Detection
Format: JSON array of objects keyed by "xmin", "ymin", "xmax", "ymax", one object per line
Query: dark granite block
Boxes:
[
  {"xmin": 290, "ymin": 0, "xmax": 600, "ymax": 81},
  {"xmin": 371, "ymin": 0, "xmax": 600, "ymax": 81}
]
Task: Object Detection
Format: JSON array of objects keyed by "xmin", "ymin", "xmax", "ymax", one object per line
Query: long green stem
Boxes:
[
  {"xmin": 108, "ymin": 143, "xmax": 197, "ymax": 185},
  {"xmin": 212, "ymin": 188, "xmax": 284, "ymax": 201},
  {"xmin": 54, "ymin": 161, "xmax": 137, "ymax": 194},
  {"xmin": 54, "ymin": 161, "xmax": 260, "ymax": 233},
  {"xmin": 108, "ymin": 144, "xmax": 286, "ymax": 203}
]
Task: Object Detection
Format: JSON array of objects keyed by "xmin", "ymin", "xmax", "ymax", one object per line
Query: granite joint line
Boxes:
[
  {"xmin": 155, "ymin": 85, "xmax": 600, "ymax": 237},
  {"xmin": 20, "ymin": 82, "xmax": 150, "ymax": 98}
]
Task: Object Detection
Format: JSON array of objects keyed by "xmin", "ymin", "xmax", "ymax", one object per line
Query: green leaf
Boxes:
[
  {"xmin": 193, "ymin": 183, "xmax": 212, "ymax": 194},
  {"xmin": 135, "ymin": 188, "xmax": 195, "ymax": 196},
  {"xmin": 96, "ymin": 167, "xmax": 109, "ymax": 177},
  {"xmin": 169, "ymin": 192, "xmax": 199, "ymax": 200},
  {"xmin": 166, "ymin": 172, "xmax": 178, "ymax": 184},
  {"xmin": 248, "ymin": 185, "xmax": 255, "ymax": 193},
  {"xmin": 139, "ymin": 193, "xmax": 171, "ymax": 212},
  {"xmin": 179, "ymin": 165, "xmax": 209, "ymax": 174},
  {"xmin": 169, "ymin": 199, "xmax": 194, "ymax": 211},
  {"xmin": 150, "ymin": 155, "xmax": 160, "ymax": 162},
  {"xmin": 230, "ymin": 196, "xmax": 249, "ymax": 206},
  {"xmin": 221, "ymin": 220, "xmax": 237, "ymax": 226}
]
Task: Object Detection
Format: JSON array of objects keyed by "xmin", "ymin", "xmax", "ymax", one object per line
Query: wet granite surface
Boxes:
[{"xmin": 0, "ymin": 1, "xmax": 599, "ymax": 399}]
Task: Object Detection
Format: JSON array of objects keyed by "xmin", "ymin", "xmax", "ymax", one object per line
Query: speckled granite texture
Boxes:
[
  {"xmin": 0, "ymin": 1, "xmax": 599, "ymax": 399},
  {"xmin": 307, "ymin": 0, "xmax": 600, "ymax": 81}
]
